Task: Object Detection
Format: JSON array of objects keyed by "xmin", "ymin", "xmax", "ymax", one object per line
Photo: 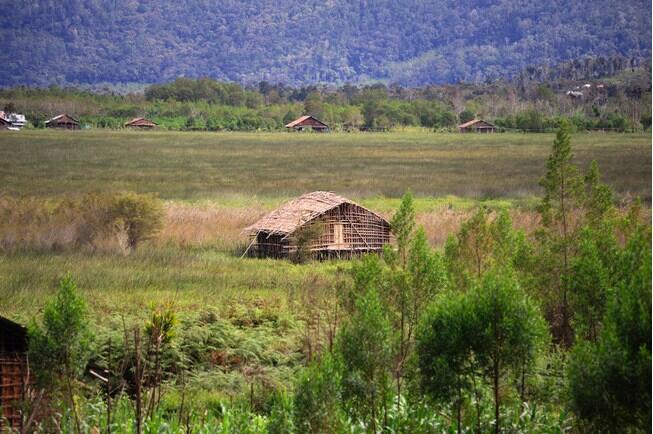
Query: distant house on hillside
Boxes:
[
  {"xmin": 45, "ymin": 113, "xmax": 80, "ymax": 130},
  {"xmin": 566, "ymin": 90, "xmax": 584, "ymax": 99},
  {"xmin": 0, "ymin": 112, "xmax": 26, "ymax": 129},
  {"xmin": 244, "ymin": 191, "xmax": 391, "ymax": 259},
  {"xmin": 125, "ymin": 117, "xmax": 157, "ymax": 129},
  {"xmin": 457, "ymin": 119, "xmax": 497, "ymax": 133},
  {"xmin": 0, "ymin": 316, "xmax": 31, "ymax": 431},
  {"xmin": 284, "ymin": 115, "xmax": 329, "ymax": 132}
]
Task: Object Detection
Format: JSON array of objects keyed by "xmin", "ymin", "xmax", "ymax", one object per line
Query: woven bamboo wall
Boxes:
[
  {"xmin": 253, "ymin": 203, "xmax": 391, "ymax": 258},
  {"xmin": 0, "ymin": 354, "xmax": 30, "ymax": 430}
]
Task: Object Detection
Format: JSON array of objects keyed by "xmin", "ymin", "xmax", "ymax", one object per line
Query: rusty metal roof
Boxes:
[
  {"xmin": 45, "ymin": 113, "xmax": 79, "ymax": 124},
  {"xmin": 284, "ymin": 115, "xmax": 328, "ymax": 128}
]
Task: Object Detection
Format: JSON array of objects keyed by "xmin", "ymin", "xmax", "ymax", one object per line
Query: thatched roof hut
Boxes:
[
  {"xmin": 244, "ymin": 191, "xmax": 391, "ymax": 259},
  {"xmin": 125, "ymin": 117, "xmax": 157, "ymax": 129}
]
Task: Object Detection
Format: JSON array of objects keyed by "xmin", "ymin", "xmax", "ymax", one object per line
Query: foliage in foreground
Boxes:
[
  {"xmin": 417, "ymin": 271, "xmax": 548, "ymax": 434},
  {"xmin": 567, "ymin": 227, "xmax": 652, "ymax": 433}
]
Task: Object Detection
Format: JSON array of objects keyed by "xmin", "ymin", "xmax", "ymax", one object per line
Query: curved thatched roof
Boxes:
[
  {"xmin": 244, "ymin": 191, "xmax": 388, "ymax": 236},
  {"xmin": 125, "ymin": 117, "xmax": 157, "ymax": 127}
]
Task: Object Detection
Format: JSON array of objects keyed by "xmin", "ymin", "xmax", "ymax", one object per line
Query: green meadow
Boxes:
[
  {"xmin": 1, "ymin": 129, "xmax": 650, "ymax": 316},
  {"xmin": 0, "ymin": 129, "xmax": 649, "ymax": 200}
]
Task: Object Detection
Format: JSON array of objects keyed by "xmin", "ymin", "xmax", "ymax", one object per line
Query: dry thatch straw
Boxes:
[{"xmin": 243, "ymin": 191, "xmax": 387, "ymax": 237}]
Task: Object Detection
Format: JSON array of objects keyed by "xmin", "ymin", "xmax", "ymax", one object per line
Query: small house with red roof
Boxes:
[
  {"xmin": 457, "ymin": 119, "xmax": 497, "ymax": 133},
  {"xmin": 45, "ymin": 113, "xmax": 80, "ymax": 130},
  {"xmin": 284, "ymin": 115, "xmax": 329, "ymax": 132}
]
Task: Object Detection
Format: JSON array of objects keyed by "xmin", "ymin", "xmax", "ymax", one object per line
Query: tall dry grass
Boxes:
[
  {"xmin": 0, "ymin": 194, "xmax": 125, "ymax": 253},
  {"xmin": 0, "ymin": 195, "xmax": 265, "ymax": 253},
  {"xmin": 416, "ymin": 208, "xmax": 542, "ymax": 246},
  {"xmin": 2, "ymin": 194, "xmax": 645, "ymax": 254},
  {"xmin": 157, "ymin": 203, "xmax": 545, "ymax": 250},
  {"xmin": 157, "ymin": 203, "xmax": 265, "ymax": 251}
]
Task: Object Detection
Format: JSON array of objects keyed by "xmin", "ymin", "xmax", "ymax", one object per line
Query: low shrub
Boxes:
[{"xmin": 0, "ymin": 192, "xmax": 163, "ymax": 253}]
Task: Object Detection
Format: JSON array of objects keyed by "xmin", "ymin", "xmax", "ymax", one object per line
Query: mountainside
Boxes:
[{"xmin": 1, "ymin": 0, "xmax": 650, "ymax": 87}]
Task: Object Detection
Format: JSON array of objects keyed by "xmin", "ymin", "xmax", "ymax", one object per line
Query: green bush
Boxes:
[
  {"xmin": 267, "ymin": 389, "xmax": 295, "ymax": 434},
  {"xmin": 109, "ymin": 193, "xmax": 164, "ymax": 249},
  {"xmin": 28, "ymin": 276, "xmax": 92, "ymax": 433},
  {"xmin": 293, "ymin": 355, "xmax": 343, "ymax": 433}
]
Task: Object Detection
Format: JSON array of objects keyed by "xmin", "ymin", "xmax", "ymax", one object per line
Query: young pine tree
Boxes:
[
  {"xmin": 293, "ymin": 355, "xmax": 343, "ymax": 433},
  {"xmin": 471, "ymin": 270, "xmax": 548, "ymax": 434},
  {"xmin": 417, "ymin": 270, "xmax": 547, "ymax": 434},
  {"xmin": 584, "ymin": 160, "xmax": 615, "ymax": 228},
  {"xmin": 537, "ymin": 120, "xmax": 585, "ymax": 347},
  {"xmin": 568, "ymin": 227, "xmax": 651, "ymax": 432},
  {"xmin": 445, "ymin": 207, "xmax": 494, "ymax": 284},
  {"xmin": 390, "ymin": 191, "xmax": 416, "ymax": 266},
  {"xmin": 581, "ymin": 160, "xmax": 619, "ymax": 271},
  {"xmin": 29, "ymin": 276, "xmax": 92, "ymax": 434},
  {"xmin": 268, "ymin": 389, "xmax": 295, "ymax": 434},
  {"xmin": 338, "ymin": 289, "xmax": 393, "ymax": 431},
  {"xmin": 416, "ymin": 292, "xmax": 478, "ymax": 434},
  {"xmin": 445, "ymin": 208, "xmax": 531, "ymax": 291},
  {"xmin": 393, "ymin": 227, "xmax": 447, "ymax": 402},
  {"xmin": 567, "ymin": 227, "xmax": 610, "ymax": 342}
]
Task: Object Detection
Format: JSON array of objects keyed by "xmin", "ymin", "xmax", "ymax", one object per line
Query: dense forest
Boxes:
[
  {"xmin": 1, "ymin": 62, "xmax": 650, "ymax": 132},
  {"xmin": 0, "ymin": 0, "xmax": 650, "ymax": 87}
]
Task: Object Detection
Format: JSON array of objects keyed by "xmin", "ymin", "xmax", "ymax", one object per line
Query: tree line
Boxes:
[{"xmin": 1, "ymin": 69, "xmax": 651, "ymax": 132}]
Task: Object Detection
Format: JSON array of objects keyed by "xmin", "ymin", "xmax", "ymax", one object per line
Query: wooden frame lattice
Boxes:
[
  {"xmin": 252, "ymin": 203, "xmax": 391, "ymax": 259},
  {"xmin": 0, "ymin": 353, "xmax": 31, "ymax": 430}
]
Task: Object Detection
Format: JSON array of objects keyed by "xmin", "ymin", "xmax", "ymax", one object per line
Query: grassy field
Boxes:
[
  {"xmin": 0, "ymin": 129, "xmax": 649, "ymax": 424},
  {"xmin": 0, "ymin": 129, "xmax": 650, "ymax": 200},
  {"xmin": 1, "ymin": 129, "xmax": 649, "ymax": 314},
  {"xmin": 0, "ymin": 247, "xmax": 340, "ymax": 319}
]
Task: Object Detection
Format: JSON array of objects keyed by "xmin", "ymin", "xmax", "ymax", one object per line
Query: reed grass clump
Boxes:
[{"xmin": 0, "ymin": 192, "xmax": 163, "ymax": 253}]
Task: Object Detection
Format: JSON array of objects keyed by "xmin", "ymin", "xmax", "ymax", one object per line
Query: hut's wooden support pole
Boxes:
[
  {"xmin": 346, "ymin": 217, "xmax": 371, "ymax": 249},
  {"xmin": 241, "ymin": 235, "xmax": 258, "ymax": 259}
]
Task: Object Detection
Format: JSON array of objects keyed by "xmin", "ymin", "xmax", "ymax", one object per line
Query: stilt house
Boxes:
[{"xmin": 244, "ymin": 191, "xmax": 391, "ymax": 259}]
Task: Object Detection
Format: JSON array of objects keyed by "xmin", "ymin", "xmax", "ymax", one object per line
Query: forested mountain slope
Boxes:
[{"xmin": 0, "ymin": 0, "xmax": 650, "ymax": 86}]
